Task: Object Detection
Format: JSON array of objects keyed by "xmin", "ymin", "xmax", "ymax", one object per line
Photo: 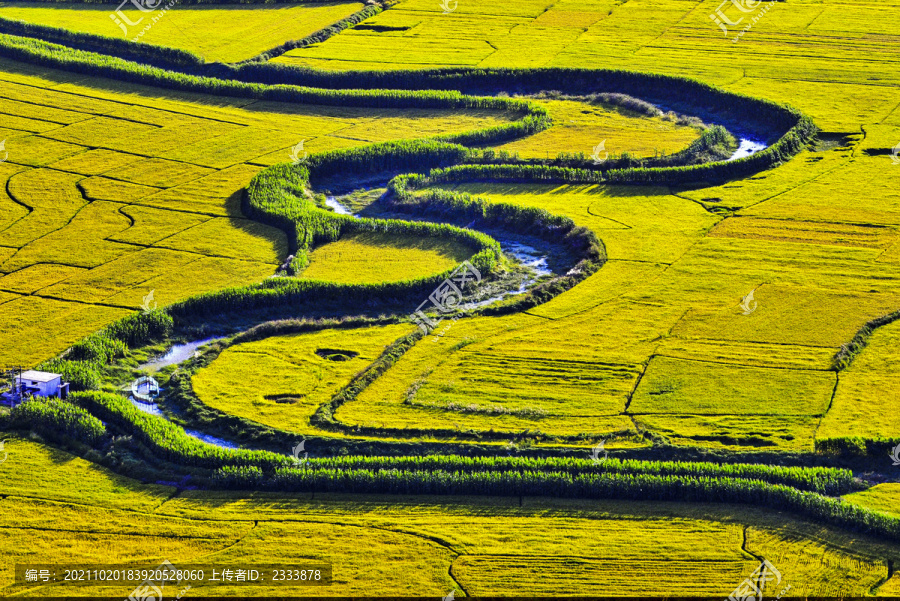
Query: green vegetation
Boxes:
[
  {"xmin": 214, "ymin": 466, "xmax": 900, "ymax": 541},
  {"xmin": 72, "ymin": 391, "xmax": 291, "ymax": 469},
  {"xmin": 0, "ymin": 52, "xmax": 516, "ymax": 366},
  {"xmin": 281, "ymin": 455, "xmax": 856, "ymax": 495},
  {"xmin": 0, "ymin": 435, "xmax": 893, "ymax": 596},
  {"xmin": 10, "ymin": 397, "xmax": 106, "ymax": 445},
  {"xmin": 3, "ymin": 0, "xmax": 900, "ymax": 593}
]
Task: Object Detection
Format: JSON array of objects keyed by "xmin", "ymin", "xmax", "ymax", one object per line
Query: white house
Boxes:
[{"xmin": 16, "ymin": 371, "xmax": 69, "ymax": 399}]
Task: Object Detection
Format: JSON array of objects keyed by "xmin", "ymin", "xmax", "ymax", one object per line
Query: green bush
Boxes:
[
  {"xmin": 212, "ymin": 465, "xmax": 264, "ymax": 488},
  {"xmin": 294, "ymin": 455, "xmax": 853, "ymax": 495},
  {"xmin": 67, "ymin": 333, "xmax": 126, "ymax": 364},
  {"xmin": 12, "ymin": 397, "xmax": 105, "ymax": 445},
  {"xmin": 56, "ymin": 309, "xmax": 173, "ymax": 370},
  {"xmin": 816, "ymin": 437, "xmax": 873, "ymax": 458},
  {"xmin": 37, "ymin": 359, "xmax": 101, "ymax": 391},
  {"xmin": 71, "ymin": 391, "xmax": 290, "ymax": 470},
  {"xmin": 104, "ymin": 309, "xmax": 174, "ymax": 347}
]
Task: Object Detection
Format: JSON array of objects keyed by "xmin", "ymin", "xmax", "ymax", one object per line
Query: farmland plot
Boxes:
[
  {"xmin": 192, "ymin": 324, "xmax": 415, "ymax": 434},
  {"xmin": 0, "ymin": 56, "xmax": 516, "ymax": 366},
  {"xmin": 0, "ymin": 2, "xmax": 367, "ymax": 62},
  {"xmin": 0, "ymin": 436, "xmax": 896, "ymax": 597},
  {"xmin": 1, "ymin": 0, "xmax": 900, "ymax": 594}
]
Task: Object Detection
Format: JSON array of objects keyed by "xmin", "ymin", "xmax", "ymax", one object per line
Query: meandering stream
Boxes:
[
  {"xmin": 128, "ymin": 127, "xmax": 761, "ymax": 451},
  {"xmin": 129, "ymin": 394, "xmax": 239, "ymax": 449},
  {"xmin": 134, "ymin": 337, "xmax": 239, "ymax": 448},
  {"xmin": 325, "ymin": 196, "xmax": 355, "ymax": 216},
  {"xmin": 138, "ymin": 337, "xmax": 222, "ymax": 372}
]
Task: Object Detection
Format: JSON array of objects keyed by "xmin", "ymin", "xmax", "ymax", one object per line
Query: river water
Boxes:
[
  {"xmin": 133, "ymin": 337, "xmax": 237, "ymax": 448},
  {"xmin": 728, "ymin": 138, "xmax": 768, "ymax": 161},
  {"xmin": 465, "ymin": 238, "xmax": 555, "ymax": 310},
  {"xmin": 138, "ymin": 337, "xmax": 222, "ymax": 372},
  {"xmin": 129, "ymin": 394, "xmax": 239, "ymax": 449},
  {"xmin": 325, "ymin": 196, "xmax": 355, "ymax": 216}
]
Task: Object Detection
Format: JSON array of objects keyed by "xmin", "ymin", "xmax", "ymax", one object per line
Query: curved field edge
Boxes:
[
  {"xmin": 0, "ymin": 32, "xmax": 551, "ymax": 142},
  {"xmin": 816, "ymin": 307, "xmax": 900, "ymax": 458},
  {"xmin": 0, "ymin": 34, "xmax": 816, "ymax": 335},
  {"xmin": 2, "ymin": 22, "xmax": 870, "ymax": 541}
]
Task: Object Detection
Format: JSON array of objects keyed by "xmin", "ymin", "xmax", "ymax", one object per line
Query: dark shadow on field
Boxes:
[
  {"xmin": 0, "ymin": 3, "xmax": 123, "ymax": 14},
  {"xmin": 0, "ymin": 432, "xmax": 80, "ymax": 466},
  {"xmin": 219, "ymin": 213, "xmax": 289, "ymax": 257},
  {"xmin": 223, "ymin": 189, "xmax": 245, "ymax": 218},
  {"xmin": 0, "ymin": 1, "xmax": 353, "ymax": 12},
  {"xmin": 161, "ymin": 493, "xmax": 888, "ymax": 541}
]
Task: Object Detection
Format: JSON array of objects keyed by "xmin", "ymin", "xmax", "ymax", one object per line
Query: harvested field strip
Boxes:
[
  {"xmin": 709, "ymin": 217, "xmax": 898, "ymax": 249},
  {"xmin": 629, "ymin": 356, "xmax": 836, "ymax": 416}
]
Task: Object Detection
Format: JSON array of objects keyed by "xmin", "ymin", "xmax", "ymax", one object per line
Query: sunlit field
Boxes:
[
  {"xmin": 1, "ymin": 0, "xmax": 900, "ymax": 596},
  {"xmin": 0, "ymin": 1, "xmax": 366, "ymax": 62}
]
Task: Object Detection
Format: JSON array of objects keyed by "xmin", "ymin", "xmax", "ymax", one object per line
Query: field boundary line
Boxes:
[
  {"xmin": 732, "ymin": 158, "xmax": 852, "ymax": 213},
  {"xmin": 664, "ymin": 335, "xmax": 839, "ymax": 350},
  {"xmin": 25, "ymin": 292, "xmax": 140, "ymax": 311},
  {"xmin": 622, "ymin": 353, "xmax": 652, "ymax": 415},
  {"xmin": 739, "ymin": 525, "xmax": 764, "ymax": 563},
  {"xmin": 1, "ymin": 174, "xmax": 93, "ymax": 270},
  {"xmin": 649, "ymin": 352, "xmax": 837, "ymax": 373},
  {"xmin": 811, "ymin": 373, "xmax": 841, "ymax": 458},
  {"xmin": 852, "ymin": 124, "xmax": 867, "ymax": 159},
  {"xmin": 185, "ymin": 520, "xmax": 261, "ymax": 562},
  {"xmin": 0, "ymin": 522, "xmax": 236, "ymax": 540}
]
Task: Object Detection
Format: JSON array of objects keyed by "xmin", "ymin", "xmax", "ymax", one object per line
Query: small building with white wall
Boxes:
[{"xmin": 16, "ymin": 371, "xmax": 69, "ymax": 399}]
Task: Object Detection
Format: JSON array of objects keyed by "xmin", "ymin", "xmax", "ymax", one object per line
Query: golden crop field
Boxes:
[
  {"xmin": 260, "ymin": 0, "xmax": 900, "ymax": 449},
  {"xmin": 0, "ymin": 56, "xmax": 515, "ymax": 367},
  {"xmin": 299, "ymin": 232, "xmax": 474, "ymax": 284},
  {"xmin": 1, "ymin": 434, "xmax": 898, "ymax": 597},
  {"xmin": 334, "ymin": 163, "xmax": 900, "ymax": 449},
  {"xmin": 1, "ymin": 0, "xmax": 900, "ymax": 595},
  {"xmin": 192, "ymin": 324, "xmax": 415, "ymax": 434},
  {"xmin": 0, "ymin": 2, "xmax": 366, "ymax": 62},
  {"xmin": 495, "ymin": 98, "xmax": 702, "ymax": 160},
  {"xmin": 818, "ymin": 319, "xmax": 900, "ymax": 442}
]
